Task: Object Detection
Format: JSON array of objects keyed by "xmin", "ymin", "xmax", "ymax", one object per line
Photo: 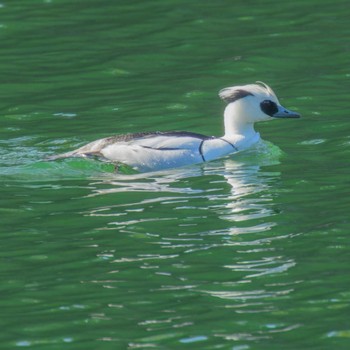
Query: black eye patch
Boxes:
[{"xmin": 260, "ymin": 100, "xmax": 278, "ymax": 116}]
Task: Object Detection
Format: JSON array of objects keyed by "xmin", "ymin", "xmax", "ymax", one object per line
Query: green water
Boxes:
[{"xmin": 1, "ymin": 0, "xmax": 350, "ymax": 349}]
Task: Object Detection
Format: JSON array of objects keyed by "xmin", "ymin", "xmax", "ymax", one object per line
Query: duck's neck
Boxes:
[{"xmin": 222, "ymin": 106, "xmax": 259, "ymax": 148}]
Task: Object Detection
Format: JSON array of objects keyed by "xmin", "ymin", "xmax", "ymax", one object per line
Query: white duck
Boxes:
[{"xmin": 50, "ymin": 82, "xmax": 300, "ymax": 172}]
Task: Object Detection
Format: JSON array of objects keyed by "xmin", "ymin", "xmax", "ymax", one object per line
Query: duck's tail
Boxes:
[{"xmin": 46, "ymin": 150, "xmax": 80, "ymax": 161}]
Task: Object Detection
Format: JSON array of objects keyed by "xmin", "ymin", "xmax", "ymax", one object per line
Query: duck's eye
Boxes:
[{"xmin": 260, "ymin": 100, "xmax": 278, "ymax": 116}]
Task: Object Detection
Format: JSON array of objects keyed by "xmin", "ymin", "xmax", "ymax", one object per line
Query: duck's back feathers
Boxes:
[
  {"xmin": 78, "ymin": 131, "xmax": 213, "ymax": 154},
  {"xmin": 103, "ymin": 131, "xmax": 211, "ymax": 144}
]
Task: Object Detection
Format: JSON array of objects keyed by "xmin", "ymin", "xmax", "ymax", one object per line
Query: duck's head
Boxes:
[{"xmin": 219, "ymin": 82, "xmax": 301, "ymax": 124}]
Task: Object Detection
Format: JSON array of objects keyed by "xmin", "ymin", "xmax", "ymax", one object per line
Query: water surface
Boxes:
[{"xmin": 1, "ymin": 0, "xmax": 350, "ymax": 349}]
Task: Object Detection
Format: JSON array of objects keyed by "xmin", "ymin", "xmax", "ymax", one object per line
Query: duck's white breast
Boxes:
[{"xmin": 201, "ymin": 138, "xmax": 238, "ymax": 161}]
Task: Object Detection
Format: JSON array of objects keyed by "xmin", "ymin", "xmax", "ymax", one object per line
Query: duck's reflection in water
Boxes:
[
  {"xmin": 86, "ymin": 141, "xmax": 283, "ymax": 231},
  {"xmin": 82, "ymin": 143, "xmax": 298, "ymax": 338}
]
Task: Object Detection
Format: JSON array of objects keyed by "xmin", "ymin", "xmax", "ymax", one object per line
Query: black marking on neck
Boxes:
[
  {"xmin": 219, "ymin": 138, "xmax": 238, "ymax": 151},
  {"xmin": 199, "ymin": 140, "xmax": 206, "ymax": 162},
  {"xmin": 219, "ymin": 89, "xmax": 254, "ymax": 104}
]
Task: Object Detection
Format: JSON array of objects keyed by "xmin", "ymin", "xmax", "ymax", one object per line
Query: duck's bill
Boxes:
[{"xmin": 273, "ymin": 105, "xmax": 301, "ymax": 118}]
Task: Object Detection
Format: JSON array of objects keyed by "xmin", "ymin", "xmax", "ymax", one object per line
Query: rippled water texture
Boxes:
[{"xmin": 1, "ymin": 0, "xmax": 350, "ymax": 349}]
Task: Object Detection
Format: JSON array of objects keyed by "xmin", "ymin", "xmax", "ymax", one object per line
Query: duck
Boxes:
[{"xmin": 49, "ymin": 82, "xmax": 300, "ymax": 172}]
